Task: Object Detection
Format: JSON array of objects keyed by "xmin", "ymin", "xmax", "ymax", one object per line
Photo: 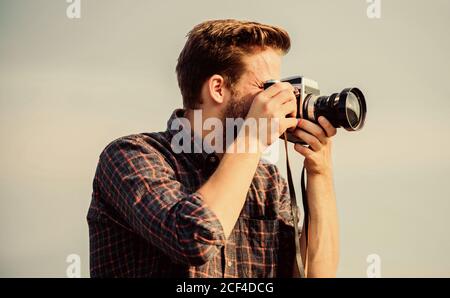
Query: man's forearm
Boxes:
[
  {"xmin": 197, "ymin": 138, "xmax": 262, "ymax": 239},
  {"xmin": 300, "ymin": 172, "xmax": 339, "ymax": 277}
]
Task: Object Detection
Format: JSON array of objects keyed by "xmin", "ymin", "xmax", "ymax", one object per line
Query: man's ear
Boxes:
[{"xmin": 206, "ymin": 74, "xmax": 227, "ymax": 104}]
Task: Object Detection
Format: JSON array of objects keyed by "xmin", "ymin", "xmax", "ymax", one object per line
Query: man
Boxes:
[{"xmin": 87, "ymin": 19, "xmax": 339, "ymax": 277}]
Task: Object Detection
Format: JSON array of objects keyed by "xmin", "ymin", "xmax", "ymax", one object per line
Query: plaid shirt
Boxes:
[{"xmin": 88, "ymin": 109, "xmax": 299, "ymax": 277}]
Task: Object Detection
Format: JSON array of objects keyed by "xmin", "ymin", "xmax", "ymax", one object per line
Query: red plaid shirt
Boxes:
[{"xmin": 87, "ymin": 109, "xmax": 299, "ymax": 277}]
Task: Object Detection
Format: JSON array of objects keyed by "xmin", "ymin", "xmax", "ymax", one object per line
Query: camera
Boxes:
[{"xmin": 263, "ymin": 75, "xmax": 367, "ymax": 144}]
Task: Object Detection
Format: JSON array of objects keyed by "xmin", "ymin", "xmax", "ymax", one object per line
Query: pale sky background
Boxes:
[{"xmin": 0, "ymin": 0, "xmax": 449, "ymax": 277}]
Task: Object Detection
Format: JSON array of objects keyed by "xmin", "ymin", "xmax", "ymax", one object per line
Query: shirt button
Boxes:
[{"xmin": 227, "ymin": 261, "xmax": 233, "ymax": 267}]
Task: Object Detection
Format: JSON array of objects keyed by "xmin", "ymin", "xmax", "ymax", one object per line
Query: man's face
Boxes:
[{"xmin": 223, "ymin": 48, "xmax": 283, "ymax": 120}]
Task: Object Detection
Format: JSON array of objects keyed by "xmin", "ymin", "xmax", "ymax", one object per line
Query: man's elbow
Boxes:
[{"xmin": 178, "ymin": 241, "xmax": 223, "ymax": 266}]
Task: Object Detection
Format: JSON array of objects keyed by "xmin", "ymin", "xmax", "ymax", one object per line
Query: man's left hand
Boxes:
[{"xmin": 292, "ymin": 116, "xmax": 337, "ymax": 176}]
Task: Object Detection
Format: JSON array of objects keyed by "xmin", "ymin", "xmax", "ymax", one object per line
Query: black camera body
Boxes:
[{"xmin": 263, "ymin": 75, "xmax": 367, "ymax": 144}]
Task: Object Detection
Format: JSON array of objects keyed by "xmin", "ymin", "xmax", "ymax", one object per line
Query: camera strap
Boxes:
[{"xmin": 283, "ymin": 132, "xmax": 309, "ymax": 278}]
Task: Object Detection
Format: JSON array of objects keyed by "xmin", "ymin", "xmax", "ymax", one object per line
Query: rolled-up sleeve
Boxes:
[{"xmin": 95, "ymin": 136, "xmax": 226, "ymax": 266}]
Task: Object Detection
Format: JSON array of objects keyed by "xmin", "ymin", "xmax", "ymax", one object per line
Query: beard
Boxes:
[
  {"xmin": 220, "ymin": 91, "xmax": 254, "ymax": 150},
  {"xmin": 223, "ymin": 91, "xmax": 253, "ymax": 121}
]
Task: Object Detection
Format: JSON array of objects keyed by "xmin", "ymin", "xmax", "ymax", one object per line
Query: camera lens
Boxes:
[
  {"xmin": 345, "ymin": 91, "xmax": 361, "ymax": 128},
  {"xmin": 338, "ymin": 88, "xmax": 366, "ymax": 130},
  {"xmin": 303, "ymin": 88, "xmax": 366, "ymax": 131}
]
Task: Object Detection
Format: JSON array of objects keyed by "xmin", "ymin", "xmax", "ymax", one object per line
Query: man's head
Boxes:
[{"xmin": 176, "ymin": 19, "xmax": 291, "ymax": 120}]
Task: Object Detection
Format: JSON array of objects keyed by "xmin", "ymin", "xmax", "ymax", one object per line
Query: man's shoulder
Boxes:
[{"xmin": 98, "ymin": 131, "xmax": 173, "ymax": 163}]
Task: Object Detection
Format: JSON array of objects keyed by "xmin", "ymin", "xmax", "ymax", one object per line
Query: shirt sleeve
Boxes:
[{"xmin": 94, "ymin": 135, "xmax": 226, "ymax": 266}]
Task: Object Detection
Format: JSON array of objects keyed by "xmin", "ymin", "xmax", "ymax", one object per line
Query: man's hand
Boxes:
[
  {"xmin": 292, "ymin": 116, "xmax": 337, "ymax": 176},
  {"xmin": 245, "ymin": 82, "xmax": 298, "ymax": 151},
  {"xmin": 290, "ymin": 116, "xmax": 340, "ymax": 277}
]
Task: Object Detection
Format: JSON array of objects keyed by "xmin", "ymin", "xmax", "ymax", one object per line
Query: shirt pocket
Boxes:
[{"xmin": 236, "ymin": 217, "xmax": 279, "ymax": 278}]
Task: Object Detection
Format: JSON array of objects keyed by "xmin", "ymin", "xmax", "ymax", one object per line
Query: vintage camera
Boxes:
[{"xmin": 264, "ymin": 75, "xmax": 367, "ymax": 144}]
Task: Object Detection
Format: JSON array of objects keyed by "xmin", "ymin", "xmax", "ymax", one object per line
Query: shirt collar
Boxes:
[{"xmin": 166, "ymin": 109, "xmax": 220, "ymax": 173}]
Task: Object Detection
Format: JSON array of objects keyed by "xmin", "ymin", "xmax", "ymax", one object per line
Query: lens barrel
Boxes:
[{"xmin": 303, "ymin": 88, "xmax": 366, "ymax": 131}]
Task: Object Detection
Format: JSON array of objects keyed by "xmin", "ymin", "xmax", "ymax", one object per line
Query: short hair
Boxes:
[{"xmin": 176, "ymin": 19, "xmax": 291, "ymax": 109}]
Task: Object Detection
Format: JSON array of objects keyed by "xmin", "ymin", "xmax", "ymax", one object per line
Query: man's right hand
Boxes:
[{"xmin": 245, "ymin": 82, "xmax": 298, "ymax": 150}]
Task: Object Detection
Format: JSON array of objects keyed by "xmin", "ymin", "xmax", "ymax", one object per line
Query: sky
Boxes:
[{"xmin": 0, "ymin": 0, "xmax": 449, "ymax": 277}]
